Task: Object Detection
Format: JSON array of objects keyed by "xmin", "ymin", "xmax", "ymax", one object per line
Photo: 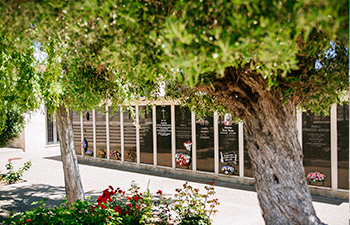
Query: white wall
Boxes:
[{"xmin": 23, "ymin": 106, "xmax": 47, "ymax": 152}]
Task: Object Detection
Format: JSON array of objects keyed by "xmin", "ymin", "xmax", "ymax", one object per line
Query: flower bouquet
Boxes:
[
  {"xmin": 98, "ymin": 149, "xmax": 106, "ymax": 158},
  {"xmin": 175, "ymin": 153, "xmax": 191, "ymax": 166},
  {"xmin": 307, "ymin": 172, "xmax": 326, "ymax": 183},
  {"xmin": 82, "ymin": 138, "xmax": 88, "ymax": 151},
  {"xmin": 110, "ymin": 150, "xmax": 121, "ymax": 160},
  {"xmin": 85, "ymin": 149, "xmax": 93, "ymax": 156},
  {"xmin": 221, "ymin": 165, "xmax": 235, "ymax": 174},
  {"xmin": 183, "ymin": 140, "xmax": 192, "ymax": 151}
]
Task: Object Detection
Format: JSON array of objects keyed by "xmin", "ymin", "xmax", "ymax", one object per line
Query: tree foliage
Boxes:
[
  {"xmin": 0, "ymin": 32, "xmax": 40, "ymax": 146},
  {"xmin": 1, "ymin": 0, "xmax": 347, "ymax": 114}
]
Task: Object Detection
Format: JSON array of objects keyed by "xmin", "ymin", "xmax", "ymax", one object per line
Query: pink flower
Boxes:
[{"xmin": 8, "ymin": 159, "xmax": 12, "ymax": 162}]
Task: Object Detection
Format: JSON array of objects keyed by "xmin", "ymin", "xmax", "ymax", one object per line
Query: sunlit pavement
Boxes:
[{"xmin": 0, "ymin": 147, "xmax": 348, "ymax": 224}]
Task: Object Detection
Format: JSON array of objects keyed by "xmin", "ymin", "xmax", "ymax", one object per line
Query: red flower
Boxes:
[
  {"xmin": 133, "ymin": 195, "xmax": 139, "ymax": 201},
  {"xmin": 108, "ymin": 216, "xmax": 112, "ymax": 219},
  {"xmin": 156, "ymin": 190, "xmax": 162, "ymax": 195},
  {"xmin": 125, "ymin": 210, "xmax": 129, "ymax": 215},
  {"xmin": 109, "ymin": 185, "xmax": 114, "ymax": 190},
  {"xmin": 26, "ymin": 219, "xmax": 31, "ymax": 222},
  {"xmin": 114, "ymin": 205, "xmax": 122, "ymax": 215},
  {"xmin": 8, "ymin": 159, "xmax": 12, "ymax": 162}
]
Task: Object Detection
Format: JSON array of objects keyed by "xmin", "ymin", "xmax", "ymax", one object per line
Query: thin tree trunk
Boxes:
[{"xmin": 56, "ymin": 104, "xmax": 85, "ymax": 204}]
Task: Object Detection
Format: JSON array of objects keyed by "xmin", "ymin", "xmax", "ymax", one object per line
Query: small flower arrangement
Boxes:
[
  {"xmin": 175, "ymin": 153, "xmax": 191, "ymax": 166},
  {"xmin": 126, "ymin": 149, "xmax": 136, "ymax": 162},
  {"xmin": 85, "ymin": 149, "xmax": 93, "ymax": 156},
  {"xmin": 221, "ymin": 165, "xmax": 235, "ymax": 174},
  {"xmin": 307, "ymin": 172, "xmax": 326, "ymax": 183},
  {"xmin": 110, "ymin": 150, "xmax": 121, "ymax": 160},
  {"xmin": 98, "ymin": 149, "xmax": 106, "ymax": 158},
  {"xmin": 183, "ymin": 140, "xmax": 192, "ymax": 151},
  {"xmin": 81, "ymin": 138, "xmax": 88, "ymax": 151}
]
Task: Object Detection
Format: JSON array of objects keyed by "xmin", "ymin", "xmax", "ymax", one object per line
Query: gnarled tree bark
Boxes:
[
  {"xmin": 199, "ymin": 67, "xmax": 324, "ymax": 224},
  {"xmin": 56, "ymin": 104, "xmax": 85, "ymax": 204}
]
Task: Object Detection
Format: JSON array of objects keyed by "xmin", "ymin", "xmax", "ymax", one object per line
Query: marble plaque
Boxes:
[
  {"xmin": 140, "ymin": 106, "xmax": 153, "ymax": 165},
  {"xmin": 156, "ymin": 106, "xmax": 172, "ymax": 167},
  {"xmin": 196, "ymin": 116, "xmax": 214, "ymax": 173}
]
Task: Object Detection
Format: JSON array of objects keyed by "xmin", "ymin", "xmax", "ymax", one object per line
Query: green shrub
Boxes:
[
  {"xmin": 4, "ymin": 199, "xmax": 118, "ymax": 225},
  {"xmin": 0, "ymin": 108, "xmax": 25, "ymax": 148},
  {"xmin": 1, "ymin": 159, "xmax": 31, "ymax": 184}
]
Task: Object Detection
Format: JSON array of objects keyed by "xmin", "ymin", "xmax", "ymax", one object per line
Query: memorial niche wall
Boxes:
[
  {"xmin": 175, "ymin": 106, "xmax": 192, "ymax": 170},
  {"xmin": 196, "ymin": 115, "xmax": 214, "ymax": 173},
  {"xmin": 95, "ymin": 109, "xmax": 107, "ymax": 158},
  {"xmin": 243, "ymin": 140, "xmax": 254, "ymax": 178},
  {"xmin": 302, "ymin": 112, "xmax": 331, "ymax": 187},
  {"xmin": 82, "ymin": 111, "xmax": 94, "ymax": 157},
  {"xmin": 123, "ymin": 107, "xmax": 137, "ymax": 162},
  {"xmin": 139, "ymin": 106, "xmax": 153, "ymax": 165},
  {"xmin": 218, "ymin": 114, "xmax": 239, "ymax": 175},
  {"xmin": 109, "ymin": 108, "xmax": 121, "ymax": 161},
  {"xmin": 72, "ymin": 111, "xmax": 81, "ymax": 155},
  {"xmin": 156, "ymin": 105, "xmax": 172, "ymax": 167},
  {"xmin": 337, "ymin": 103, "xmax": 349, "ymax": 190}
]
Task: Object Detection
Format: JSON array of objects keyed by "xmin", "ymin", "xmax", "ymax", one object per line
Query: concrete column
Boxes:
[
  {"xmin": 120, "ymin": 108, "xmax": 124, "ymax": 162},
  {"xmin": 171, "ymin": 105, "xmax": 176, "ymax": 169},
  {"xmin": 191, "ymin": 111, "xmax": 197, "ymax": 172},
  {"xmin": 330, "ymin": 104, "xmax": 338, "ymax": 190},
  {"xmin": 106, "ymin": 106, "xmax": 110, "ymax": 160},
  {"xmin": 239, "ymin": 121, "xmax": 244, "ymax": 177},
  {"xmin": 152, "ymin": 106, "xmax": 157, "ymax": 167},
  {"xmin": 136, "ymin": 105, "xmax": 140, "ymax": 165},
  {"xmin": 214, "ymin": 111, "xmax": 219, "ymax": 175},
  {"xmin": 80, "ymin": 113, "xmax": 84, "ymax": 156},
  {"xmin": 93, "ymin": 109, "xmax": 96, "ymax": 158}
]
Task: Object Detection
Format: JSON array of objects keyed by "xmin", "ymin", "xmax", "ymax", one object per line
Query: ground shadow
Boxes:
[{"xmin": 0, "ymin": 182, "xmax": 102, "ymax": 222}]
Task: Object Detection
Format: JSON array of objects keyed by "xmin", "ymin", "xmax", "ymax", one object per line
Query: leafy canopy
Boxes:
[{"xmin": 0, "ymin": 0, "xmax": 348, "ymax": 116}]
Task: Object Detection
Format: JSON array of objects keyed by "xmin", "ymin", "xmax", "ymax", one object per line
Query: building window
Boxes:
[{"xmin": 47, "ymin": 112, "xmax": 59, "ymax": 144}]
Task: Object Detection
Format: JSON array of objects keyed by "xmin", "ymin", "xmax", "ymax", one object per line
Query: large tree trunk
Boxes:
[
  {"xmin": 56, "ymin": 104, "xmax": 85, "ymax": 204},
  {"xmin": 243, "ymin": 100, "xmax": 323, "ymax": 225},
  {"xmin": 198, "ymin": 67, "xmax": 324, "ymax": 224}
]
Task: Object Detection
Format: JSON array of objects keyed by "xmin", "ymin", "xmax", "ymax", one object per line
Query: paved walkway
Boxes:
[{"xmin": 0, "ymin": 147, "xmax": 348, "ymax": 224}]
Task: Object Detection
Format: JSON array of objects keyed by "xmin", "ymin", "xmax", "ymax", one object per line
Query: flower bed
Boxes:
[{"xmin": 5, "ymin": 182, "xmax": 219, "ymax": 225}]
